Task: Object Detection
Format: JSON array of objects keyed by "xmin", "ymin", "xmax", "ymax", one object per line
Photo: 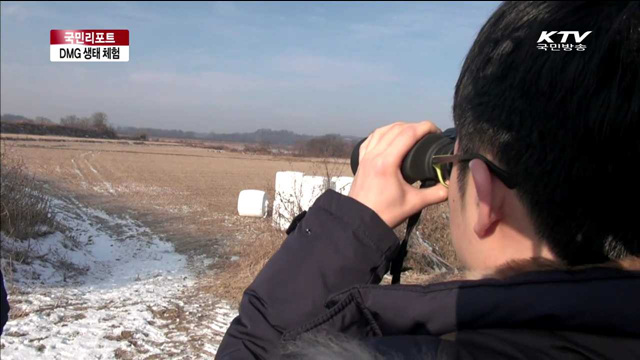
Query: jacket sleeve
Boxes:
[
  {"xmin": 216, "ymin": 189, "xmax": 400, "ymax": 359},
  {"xmin": 1, "ymin": 269, "xmax": 9, "ymax": 336}
]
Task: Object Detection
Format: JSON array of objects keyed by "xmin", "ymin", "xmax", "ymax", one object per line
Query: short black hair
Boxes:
[{"xmin": 453, "ymin": 1, "xmax": 640, "ymax": 265}]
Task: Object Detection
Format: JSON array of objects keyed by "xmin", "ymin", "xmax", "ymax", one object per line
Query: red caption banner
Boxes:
[{"xmin": 50, "ymin": 30, "xmax": 129, "ymax": 62}]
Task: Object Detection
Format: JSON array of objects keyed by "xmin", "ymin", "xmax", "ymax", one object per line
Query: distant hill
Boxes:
[
  {"xmin": 115, "ymin": 126, "xmax": 206, "ymax": 140},
  {"xmin": 115, "ymin": 126, "xmax": 359, "ymax": 146},
  {"xmin": 1, "ymin": 113, "xmax": 361, "ymax": 146},
  {"xmin": 1, "ymin": 114, "xmax": 35, "ymax": 124},
  {"xmin": 206, "ymin": 128, "xmax": 312, "ymax": 146}
]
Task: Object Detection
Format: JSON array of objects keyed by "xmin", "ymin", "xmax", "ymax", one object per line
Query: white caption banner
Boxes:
[{"xmin": 50, "ymin": 45, "xmax": 129, "ymax": 62}]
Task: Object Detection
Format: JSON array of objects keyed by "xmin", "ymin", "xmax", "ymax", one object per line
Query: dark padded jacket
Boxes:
[
  {"xmin": 0, "ymin": 269, "xmax": 8, "ymax": 336},
  {"xmin": 216, "ymin": 190, "xmax": 640, "ymax": 359}
]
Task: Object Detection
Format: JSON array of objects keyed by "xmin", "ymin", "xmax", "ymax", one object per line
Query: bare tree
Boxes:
[
  {"xmin": 296, "ymin": 134, "xmax": 352, "ymax": 158},
  {"xmin": 90, "ymin": 112, "xmax": 108, "ymax": 130},
  {"xmin": 60, "ymin": 115, "xmax": 80, "ymax": 127},
  {"xmin": 34, "ymin": 116, "xmax": 54, "ymax": 125}
]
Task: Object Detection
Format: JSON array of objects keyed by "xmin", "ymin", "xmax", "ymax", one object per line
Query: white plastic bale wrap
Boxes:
[
  {"xmin": 272, "ymin": 171, "xmax": 304, "ymax": 231},
  {"xmin": 331, "ymin": 176, "xmax": 354, "ymax": 195},
  {"xmin": 300, "ymin": 176, "xmax": 330, "ymax": 211},
  {"xmin": 237, "ymin": 190, "xmax": 269, "ymax": 217}
]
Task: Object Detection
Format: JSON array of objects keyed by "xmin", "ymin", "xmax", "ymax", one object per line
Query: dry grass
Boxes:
[
  {"xmin": 0, "ymin": 143, "xmax": 66, "ymax": 294},
  {"xmin": 104, "ymin": 330, "xmax": 135, "ymax": 342},
  {"xmin": 411, "ymin": 201, "xmax": 460, "ymax": 272},
  {"xmin": 202, "ymin": 219, "xmax": 286, "ymax": 306},
  {"xmin": 113, "ymin": 348, "xmax": 136, "ymax": 360},
  {"xmin": 0, "ymin": 143, "xmax": 57, "ymax": 240},
  {"xmin": 5, "ymin": 304, "xmax": 30, "ymax": 320}
]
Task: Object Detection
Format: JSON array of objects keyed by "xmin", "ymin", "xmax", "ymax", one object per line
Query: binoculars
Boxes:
[{"xmin": 350, "ymin": 128, "xmax": 457, "ymax": 186}]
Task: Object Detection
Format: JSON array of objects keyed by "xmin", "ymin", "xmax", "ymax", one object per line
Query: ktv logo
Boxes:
[
  {"xmin": 537, "ymin": 31, "xmax": 591, "ymax": 52},
  {"xmin": 537, "ymin": 31, "xmax": 592, "ymax": 43}
]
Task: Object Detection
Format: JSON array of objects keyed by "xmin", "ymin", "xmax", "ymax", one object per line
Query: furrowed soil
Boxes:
[{"xmin": 2, "ymin": 135, "xmax": 351, "ymax": 255}]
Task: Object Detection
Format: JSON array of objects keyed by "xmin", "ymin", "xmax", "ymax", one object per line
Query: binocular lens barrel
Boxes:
[{"xmin": 350, "ymin": 128, "xmax": 456, "ymax": 186}]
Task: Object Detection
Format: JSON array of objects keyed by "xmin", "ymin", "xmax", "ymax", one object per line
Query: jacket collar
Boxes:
[{"xmin": 324, "ymin": 257, "xmax": 640, "ymax": 338}]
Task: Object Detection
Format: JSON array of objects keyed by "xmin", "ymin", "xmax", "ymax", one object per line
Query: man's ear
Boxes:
[{"xmin": 469, "ymin": 159, "xmax": 503, "ymax": 238}]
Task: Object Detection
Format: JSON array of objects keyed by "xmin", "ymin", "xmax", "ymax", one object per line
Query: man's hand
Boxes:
[{"xmin": 348, "ymin": 121, "xmax": 448, "ymax": 229}]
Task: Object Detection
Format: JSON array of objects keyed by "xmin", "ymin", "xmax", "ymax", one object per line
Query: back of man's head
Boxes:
[{"xmin": 453, "ymin": 1, "xmax": 639, "ymax": 265}]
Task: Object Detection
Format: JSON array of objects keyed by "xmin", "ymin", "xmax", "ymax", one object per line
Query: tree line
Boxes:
[
  {"xmin": 1, "ymin": 112, "xmax": 117, "ymax": 139},
  {"xmin": 59, "ymin": 112, "xmax": 111, "ymax": 132},
  {"xmin": 1, "ymin": 113, "xmax": 360, "ymax": 158},
  {"xmin": 293, "ymin": 134, "xmax": 357, "ymax": 158}
]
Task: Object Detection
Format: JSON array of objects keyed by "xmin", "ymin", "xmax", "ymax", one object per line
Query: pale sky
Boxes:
[{"xmin": 0, "ymin": 1, "xmax": 501, "ymax": 136}]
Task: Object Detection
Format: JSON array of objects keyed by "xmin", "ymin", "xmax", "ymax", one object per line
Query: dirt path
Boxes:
[{"xmin": 0, "ymin": 191, "xmax": 237, "ymax": 359}]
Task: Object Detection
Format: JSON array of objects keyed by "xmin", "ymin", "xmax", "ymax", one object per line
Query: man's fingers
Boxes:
[
  {"xmin": 360, "ymin": 123, "xmax": 397, "ymax": 163},
  {"xmin": 351, "ymin": 121, "xmax": 449, "ymax": 228},
  {"xmin": 360, "ymin": 121, "xmax": 437, "ymax": 165},
  {"xmin": 388, "ymin": 121, "xmax": 441, "ymax": 162},
  {"xmin": 359, "ymin": 122, "xmax": 406, "ymax": 163},
  {"xmin": 375, "ymin": 122, "xmax": 407, "ymax": 150}
]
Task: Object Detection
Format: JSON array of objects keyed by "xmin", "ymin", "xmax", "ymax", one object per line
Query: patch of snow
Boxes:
[
  {"xmin": 112, "ymin": 183, "xmax": 176, "ymax": 196},
  {"xmin": 0, "ymin": 194, "xmax": 236, "ymax": 359}
]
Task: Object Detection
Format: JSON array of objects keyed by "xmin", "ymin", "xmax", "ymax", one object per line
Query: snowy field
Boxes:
[{"xmin": 1, "ymin": 194, "xmax": 237, "ymax": 359}]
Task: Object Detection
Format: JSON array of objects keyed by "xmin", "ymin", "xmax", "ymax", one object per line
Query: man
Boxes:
[{"xmin": 217, "ymin": 2, "xmax": 639, "ymax": 359}]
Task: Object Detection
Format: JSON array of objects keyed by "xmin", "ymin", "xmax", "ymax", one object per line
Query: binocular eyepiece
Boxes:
[{"xmin": 350, "ymin": 128, "xmax": 457, "ymax": 186}]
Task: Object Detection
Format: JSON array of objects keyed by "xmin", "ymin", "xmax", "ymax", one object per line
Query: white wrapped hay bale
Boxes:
[
  {"xmin": 300, "ymin": 176, "xmax": 330, "ymax": 211},
  {"xmin": 331, "ymin": 176, "xmax": 353, "ymax": 195},
  {"xmin": 237, "ymin": 190, "xmax": 269, "ymax": 217},
  {"xmin": 272, "ymin": 171, "xmax": 304, "ymax": 230}
]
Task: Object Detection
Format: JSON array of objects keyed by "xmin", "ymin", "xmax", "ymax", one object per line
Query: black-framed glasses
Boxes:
[{"xmin": 432, "ymin": 153, "xmax": 517, "ymax": 189}]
